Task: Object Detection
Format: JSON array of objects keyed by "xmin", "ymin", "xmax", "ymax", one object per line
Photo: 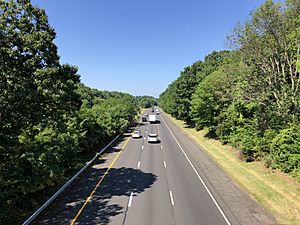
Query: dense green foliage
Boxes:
[
  {"xmin": 135, "ymin": 95, "xmax": 157, "ymax": 108},
  {"xmin": 159, "ymin": 51, "xmax": 232, "ymax": 124},
  {"xmin": 159, "ymin": 0, "xmax": 300, "ymax": 177},
  {"xmin": 76, "ymin": 84, "xmax": 138, "ymax": 152},
  {"xmin": 0, "ymin": 1, "xmax": 139, "ymax": 223}
]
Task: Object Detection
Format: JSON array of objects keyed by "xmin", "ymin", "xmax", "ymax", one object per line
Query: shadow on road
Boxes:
[{"xmin": 33, "ymin": 167, "xmax": 157, "ymax": 225}]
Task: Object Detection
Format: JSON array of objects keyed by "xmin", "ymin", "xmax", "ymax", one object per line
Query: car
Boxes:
[
  {"xmin": 142, "ymin": 116, "xmax": 147, "ymax": 122},
  {"xmin": 148, "ymin": 133, "xmax": 159, "ymax": 143},
  {"xmin": 132, "ymin": 130, "xmax": 142, "ymax": 138}
]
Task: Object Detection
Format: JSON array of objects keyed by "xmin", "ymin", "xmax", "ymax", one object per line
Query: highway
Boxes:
[{"xmin": 32, "ymin": 109, "xmax": 276, "ymax": 225}]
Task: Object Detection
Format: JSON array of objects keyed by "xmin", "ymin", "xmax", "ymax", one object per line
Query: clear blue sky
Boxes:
[{"xmin": 31, "ymin": 0, "xmax": 265, "ymax": 98}]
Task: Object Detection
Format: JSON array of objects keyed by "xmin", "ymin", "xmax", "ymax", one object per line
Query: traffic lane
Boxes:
[
  {"xmin": 158, "ymin": 117, "xmax": 232, "ymax": 225},
  {"xmin": 124, "ymin": 124, "xmax": 175, "ymax": 225},
  {"xmin": 72, "ymin": 123, "xmax": 153, "ymax": 225}
]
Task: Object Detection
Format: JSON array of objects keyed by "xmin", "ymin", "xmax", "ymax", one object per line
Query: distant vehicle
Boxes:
[
  {"xmin": 148, "ymin": 133, "xmax": 159, "ymax": 143},
  {"xmin": 142, "ymin": 116, "xmax": 147, "ymax": 122},
  {"xmin": 149, "ymin": 114, "xmax": 157, "ymax": 123},
  {"xmin": 132, "ymin": 130, "xmax": 142, "ymax": 138}
]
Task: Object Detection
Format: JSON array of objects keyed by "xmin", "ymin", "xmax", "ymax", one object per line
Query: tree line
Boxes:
[
  {"xmin": 159, "ymin": 0, "xmax": 300, "ymax": 179},
  {"xmin": 0, "ymin": 0, "xmax": 156, "ymax": 223}
]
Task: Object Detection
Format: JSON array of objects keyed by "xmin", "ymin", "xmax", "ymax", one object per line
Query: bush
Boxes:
[
  {"xmin": 228, "ymin": 125, "xmax": 261, "ymax": 160},
  {"xmin": 216, "ymin": 102, "xmax": 257, "ymax": 143},
  {"xmin": 268, "ymin": 125, "xmax": 300, "ymax": 173}
]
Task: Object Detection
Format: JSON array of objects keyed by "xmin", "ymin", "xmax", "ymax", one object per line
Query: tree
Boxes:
[
  {"xmin": 136, "ymin": 96, "xmax": 157, "ymax": 108},
  {"xmin": 0, "ymin": 0, "xmax": 81, "ymax": 137},
  {"xmin": 0, "ymin": 1, "xmax": 81, "ymax": 222},
  {"xmin": 189, "ymin": 52, "xmax": 240, "ymax": 128},
  {"xmin": 172, "ymin": 62, "xmax": 203, "ymax": 123},
  {"xmin": 159, "ymin": 51, "xmax": 232, "ymax": 124},
  {"xmin": 228, "ymin": 0, "xmax": 300, "ymax": 132},
  {"xmin": 158, "ymin": 81, "xmax": 177, "ymax": 116},
  {"xmin": 190, "ymin": 61, "xmax": 240, "ymax": 130}
]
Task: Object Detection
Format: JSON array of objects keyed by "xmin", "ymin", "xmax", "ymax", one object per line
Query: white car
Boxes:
[
  {"xmin": 148, "ymin": 133, "xmax": 159, "ymax": 143},
  {"xmin": 132, "ymin": 130, "xmax": 142, "ymax": 138}
]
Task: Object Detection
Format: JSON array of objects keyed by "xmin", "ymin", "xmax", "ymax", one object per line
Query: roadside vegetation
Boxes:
[
  {"xmin": 159, "ymin": 0, "xmax": 300, "ymax": 181},
  {"xmin": 135, "ymin": 96, "xmax": 157, "ymax": 108},
  {"xmin": 0, "ymin": 1, "xmax": 155, "ymax": 224}
]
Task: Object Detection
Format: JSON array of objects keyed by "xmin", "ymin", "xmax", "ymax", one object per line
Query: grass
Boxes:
[{"xmin": 164, "ymin": 112, "xmax": 300, "ymax": 225}]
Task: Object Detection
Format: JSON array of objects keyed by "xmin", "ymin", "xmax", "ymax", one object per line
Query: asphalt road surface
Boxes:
[{"xmin": 31, "ymin": 109, "xmax": 276, "ymax": 225}]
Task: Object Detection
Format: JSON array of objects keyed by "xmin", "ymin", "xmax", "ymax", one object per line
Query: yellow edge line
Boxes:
[{"xmin": 70, "ymin": 135, "xmax": 132, "ymax": 225}]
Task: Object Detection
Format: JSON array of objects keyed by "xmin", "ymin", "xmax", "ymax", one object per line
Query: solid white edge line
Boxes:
[
  {"xmin": 169, "ymin": 190, "xmax": 175, "ymax": 205},
  {"xmin": 128, "ymin": 191, "xmax": 134, "ymax": 207},
  {"xmin": 163, "ymin": 161, "xmax": 167, "ymax": 168},
  {"xmin": 161, "ymin": 116, "xmax": 231, "ymax": 225},
  {"xmin": 137, "ymin": 161, "xmax": 141, "ymax": 169}
]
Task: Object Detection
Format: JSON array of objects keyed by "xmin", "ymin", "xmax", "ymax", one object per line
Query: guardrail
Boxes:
[{"xmin": 22, "ymin": 134, "xmax": 121, "ymax": 225}]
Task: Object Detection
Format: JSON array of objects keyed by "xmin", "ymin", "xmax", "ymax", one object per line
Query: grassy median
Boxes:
[{"xmin": 163, "ymin": 112, "xmax": 300, "ymax": 225}]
